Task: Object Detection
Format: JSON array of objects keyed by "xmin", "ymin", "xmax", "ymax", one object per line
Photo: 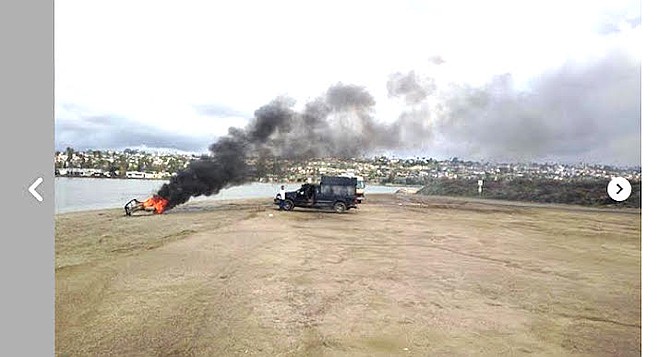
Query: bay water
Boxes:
[{"xmin": 55, "ymin": 177, "xmax": 409, "ymax": 213}]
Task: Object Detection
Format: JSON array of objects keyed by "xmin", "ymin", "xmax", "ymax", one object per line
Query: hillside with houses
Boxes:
[{"xmin": 55, "ymin": 148, "xmax": 641, "ymax": 185}]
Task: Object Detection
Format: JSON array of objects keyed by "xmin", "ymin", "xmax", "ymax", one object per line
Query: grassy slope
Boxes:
[{"xmin": 417, "ymin": 178, "xmax": 641, "ymax": 208}]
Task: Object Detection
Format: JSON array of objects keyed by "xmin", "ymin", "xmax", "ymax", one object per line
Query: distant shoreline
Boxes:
[
  {"xmin": 55, "ymin": 175, "xmax": 168, "ymax": 181},
  {"xmin": 54, "ymin": 176, "xmax": 424, "ymax": 187}
]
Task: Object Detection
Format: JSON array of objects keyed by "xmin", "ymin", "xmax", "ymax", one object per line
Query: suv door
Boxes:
[
  {"xmin": 316, "ymin": 184, "xmax": 334, "ymax": 208},
  {"xmin": 294, "ymin": 188, "xmax": 310, "ymax": 207}
]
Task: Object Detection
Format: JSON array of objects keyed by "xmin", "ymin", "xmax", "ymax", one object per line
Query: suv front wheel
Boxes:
[
  {"xmin": 282, "ymin": 200, "xmax": 295, "ymax": 211},
  {"xmin": 333, "ymin": 201, "xmax": 347, "ymax": 213}
]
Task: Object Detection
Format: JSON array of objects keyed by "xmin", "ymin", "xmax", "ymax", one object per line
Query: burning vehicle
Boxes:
[
  {"xmin": 124, "ymin": 195, "xmax": 169, "ymax": 216},
  {"xmin": 274, "ymin": 175, "xmax": 358, "ymax": 213}
]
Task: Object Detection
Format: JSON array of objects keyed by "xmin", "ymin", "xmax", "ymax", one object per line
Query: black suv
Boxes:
[{"xmin": 274, "ymin": 176, "xmax": 358, "ymax": 213}]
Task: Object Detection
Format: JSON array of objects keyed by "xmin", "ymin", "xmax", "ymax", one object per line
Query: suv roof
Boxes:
[{"xmin": 321, "ymin": 175, "xmax": 357, "ymax": 185}]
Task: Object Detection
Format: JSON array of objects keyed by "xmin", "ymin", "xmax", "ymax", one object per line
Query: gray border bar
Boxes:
[{"xmin": 0, "ymin": 0, "xmax": 54, "ymax": 355}]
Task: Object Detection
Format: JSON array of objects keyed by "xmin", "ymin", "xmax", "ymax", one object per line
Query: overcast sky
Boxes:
[{"xmin": 55, "ymin": 0, "xmax": 642, "ymax": 165}]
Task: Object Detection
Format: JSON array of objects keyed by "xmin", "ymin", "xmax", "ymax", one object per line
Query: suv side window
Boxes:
[
  {"xmin": 321, "ymin": 184, "xmax": 334, "ymax": 196},
  {"xmin": 322, "ymin": 184, "xmax": 353, "ymax": 197}
]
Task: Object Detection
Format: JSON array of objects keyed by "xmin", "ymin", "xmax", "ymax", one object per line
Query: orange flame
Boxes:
[{"xmin": 142, "ymin": 195, "xmax": 169, "ymax": 214}]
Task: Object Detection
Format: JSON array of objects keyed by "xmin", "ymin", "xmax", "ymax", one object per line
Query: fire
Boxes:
[{"xmin": 142, "ymin": 195, "xmax": 169, "ymax": 214}]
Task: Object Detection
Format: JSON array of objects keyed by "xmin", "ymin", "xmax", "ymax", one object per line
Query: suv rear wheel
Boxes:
[{"xmin": 333, "ymin": 201, "xmax": 347, "ymax": 213}]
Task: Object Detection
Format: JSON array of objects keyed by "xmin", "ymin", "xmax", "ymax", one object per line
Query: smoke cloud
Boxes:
[
  {"xmin": 434, "ymin": 50, "xmax": 640, "ymax": 164},
  {"xmin": 387, "ymin": 71, "xmax": 436, "ymax": 105},
  {"xmin": 156, "ymin": 49, "xmax": 640, "ymax": 210},
  {"xmin": 157, "ymin": 83, "xmax": 411, "ymax": 210}
]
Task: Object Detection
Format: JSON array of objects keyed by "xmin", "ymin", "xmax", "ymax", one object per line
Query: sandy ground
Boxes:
[{"xmin": 55, "ymin": 194, "xmax": 641, "ymax": 356}]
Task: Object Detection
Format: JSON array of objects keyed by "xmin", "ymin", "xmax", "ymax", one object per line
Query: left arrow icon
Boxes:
[{"xmin": 29, "ymin": 177, "xmax": 43, "ymax": 202}]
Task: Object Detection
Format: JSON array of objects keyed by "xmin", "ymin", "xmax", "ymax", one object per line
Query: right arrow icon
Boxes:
[
  {"xmin": 29, "ymin": 177, "xmax": 43, "ymax": 202},
  {"xmin": 608, "ymin": 177, "xmax": 631, "ymax": 202}
]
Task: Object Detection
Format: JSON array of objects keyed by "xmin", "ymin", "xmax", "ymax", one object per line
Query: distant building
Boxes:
[
  {"xmin": 126, "ymin": 171, "xmax": 146, "ymax": 179},
  {"xmin": 56, "ymin": 168, "xmax": 104, "ymax": 177},
  {"xmin": 125, "ymin": 171, "xmax": 169, "ymax": 179}
]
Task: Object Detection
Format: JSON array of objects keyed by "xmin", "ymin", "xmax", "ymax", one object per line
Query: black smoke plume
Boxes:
[{"xmin": 157, "ymin": 83, "xmax": 406, "ymax": 210}]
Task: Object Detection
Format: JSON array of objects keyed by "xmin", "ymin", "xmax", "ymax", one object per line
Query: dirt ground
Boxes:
[{"xmin": 55, "ymin": 194, "xmax": 641, "ymax": 356}]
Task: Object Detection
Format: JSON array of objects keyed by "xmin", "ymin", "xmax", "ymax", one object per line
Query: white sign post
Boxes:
[{"xmin": 478, "ymin": 179, "xmax": 483, "ymax": 195}]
